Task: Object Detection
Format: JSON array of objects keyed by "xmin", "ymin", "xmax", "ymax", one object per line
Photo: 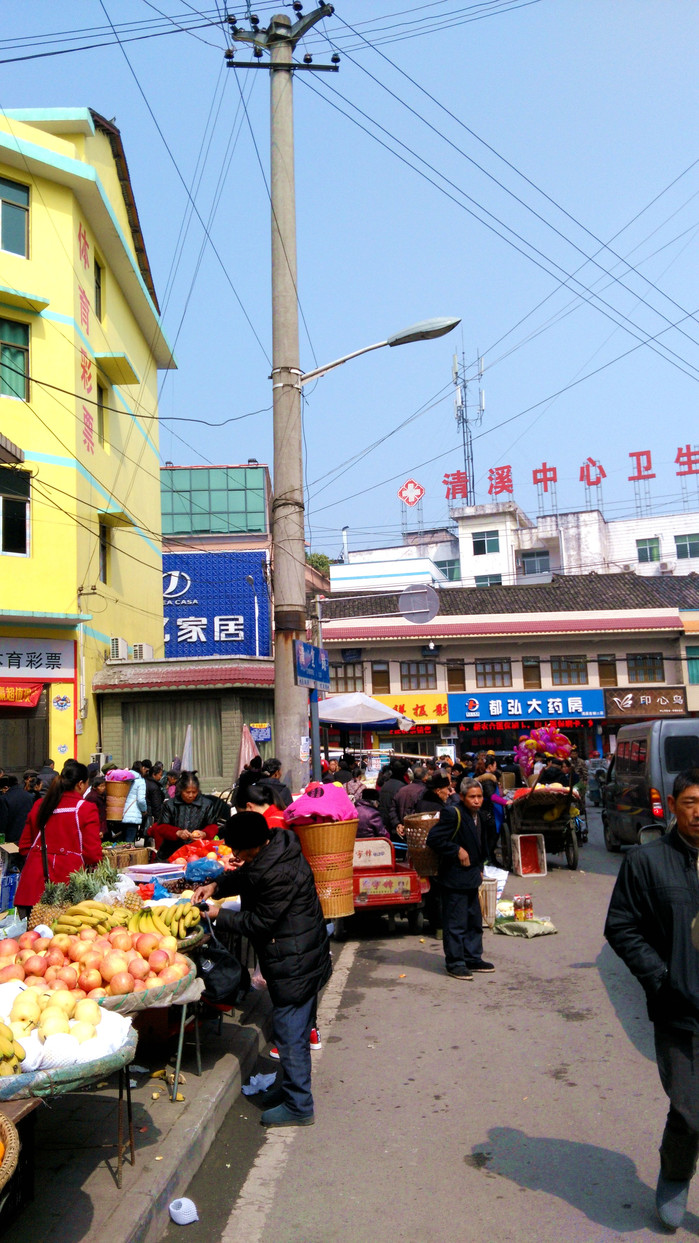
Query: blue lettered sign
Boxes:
[
  {"xmin": 447, "ymin": 689, "xmax": 605, "ymax": 722},
  {"xmin": 293, "ymin": 641, "xmax": 330, "ymax": 691},
  {"xmin": 163, "ymin": 551, "xmax": 271, "ymax": 659}
]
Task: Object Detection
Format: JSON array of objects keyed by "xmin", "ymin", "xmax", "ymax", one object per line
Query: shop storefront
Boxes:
[
  {"xmin": 446, "ymin": 689, "xmax": 606, "ymax": 758},
  {"xmin": 0, "ymin": 637, "xmax": 77, "ymax": 771}
]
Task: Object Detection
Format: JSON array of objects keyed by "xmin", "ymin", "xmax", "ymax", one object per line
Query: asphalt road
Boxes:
[{"xmin": 159, "ymin": 810, "xmax": 697, "ymax": 1243}]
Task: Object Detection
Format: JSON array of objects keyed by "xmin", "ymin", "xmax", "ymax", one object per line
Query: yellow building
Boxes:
[{"xmin": 0, "ymin": 108, "xmax": 174, "ymax": 770}]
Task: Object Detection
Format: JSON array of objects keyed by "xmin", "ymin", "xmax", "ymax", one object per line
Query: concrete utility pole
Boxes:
[{"xmin": 230, "ymin": 7, "xmax": 336, "ymax": 792}]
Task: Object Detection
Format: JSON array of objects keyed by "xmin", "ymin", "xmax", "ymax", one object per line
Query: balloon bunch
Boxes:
[{"xmin": 515, "ymin": 726, "xmax": 572, "ymax": 776}]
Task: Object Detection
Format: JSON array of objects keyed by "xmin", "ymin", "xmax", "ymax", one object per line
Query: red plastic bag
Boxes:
[{"xmin": 284, "ymin": 782, "xmax": 356, "ymax": 826}]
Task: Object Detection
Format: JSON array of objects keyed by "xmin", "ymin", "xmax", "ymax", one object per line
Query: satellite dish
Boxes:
[{"xmin": 399, "ymin": 583, "xmax": 440, "ymax": 625}]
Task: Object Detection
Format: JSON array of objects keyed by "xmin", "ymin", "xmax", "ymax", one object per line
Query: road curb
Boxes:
[{"xmin": 86, "ymin": 990, "xmax": 273, "ymax": 1243}]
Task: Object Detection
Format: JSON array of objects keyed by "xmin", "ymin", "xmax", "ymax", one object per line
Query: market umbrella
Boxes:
[
  {"xmin": 181, "ymin": 724, "xmax": 193, "ymax": 771},
  {"xmin": 317, "ymin": 692, "xmax": 415, "ymax": 732},
  {"xmin": 236, "ymin": 723, "xmax": 260, "ymax": 777}
]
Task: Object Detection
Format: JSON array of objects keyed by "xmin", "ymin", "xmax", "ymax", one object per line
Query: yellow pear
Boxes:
[
  {"xmin": 44, "ymin": 991, "xmax": 76, "ymax": 1019},
  {"xmin": 74, "ymin": 999, "xmax": 101, "ymax": 1027},
  {"xmin": 70, "ymin": 1021, "xmax": 96, "ymax": 1044},
  {"xmin": 10, "ymin": 995, "xmax": 40, "ymax": 1025},
  {"xmin": 38, "ymin": 1011, "xmax": 70, "ymax": 1041}
]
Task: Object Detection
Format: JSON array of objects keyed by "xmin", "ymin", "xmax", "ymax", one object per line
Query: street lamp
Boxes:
[
  {"xmin": 299, "ymin": 317, "xmax": 461, "ymax": 385},
  {"xmin": 245, "ymin": 574, "xmax": 260, "ymax": 658}
]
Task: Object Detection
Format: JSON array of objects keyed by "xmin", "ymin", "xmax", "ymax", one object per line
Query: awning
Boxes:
[{"xmin": 317, "ymin": 691, "xmax": 415, "ymax": 732}]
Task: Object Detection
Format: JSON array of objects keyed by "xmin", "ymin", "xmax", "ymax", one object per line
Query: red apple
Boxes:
[
  {"xmin": 144, "ymin": 975, "xmax": 162, "ymax": 990},
  {"xmin": 78, "ymin": 968, "xmax": 102, "ymax": 993},
  {"xmin": 23, "ymin": 955, "xmax": 47, "ymax": 977},
  {"xmin": 133, "ymin": 980, "xmax": 146, "ymax": 993},
  {"xmin": 68, "ymin": 940, "xmax": 92, "ymax": 963},
  {"xmin": 99, "ymin": 952, "xmax": 129, "ymax": 983},
  {"xmin": 159, "ymin": 965, "xmax": 184, "ymax": 985},
  {"xmin": 46, "ymin": 948, "xmax": 65, "ymax": 968},
  {"xmin": 136, "ymin": 933, "xmax": 159, "ymax": 958},
  {"xmin": 79, "ymin": 928, "xmax": 98, "ymax": 942},
  {"xmin": 17, "ymin": 949, "xmax": 38, "ymax": 966},
  {"xmin": 81, "ymin": 951, "xmax": 102, "ymax": 973},
  {"xmin": 0, "ymin": 963, "xmax": 24, "ymax": 983},
  {"xmin": 50, "ymin": 935, "xmax": 72, "ymax": 953},
  {"xmin": 148, "ymin": 949, "xmax": 169, "ymax": 974},
  {"xmin": 57, "ymin": 965, "xmax": 78, "ymax": 989},
  {"xmin": 73, "ymin": 989, "xmax": 87, "ymax": 1002},
  {"xmin": 49, "ymin": 979, "xmax": 69, "ymax": 991},
  {"xmin": 24, "ymin": 975, "xmax": 48, "ymax": 988},
  {"xmin": 110, "ymin": 972, "xmax": 134, "ymax": 995},
  {"xmin": 0, "ymin": 940, "xmax": 19, "ymax": 959},
  {"xmin": 109, "ymin": 928, "xmax": 131, "ymax": 948},
  {"xmin": 18, "ymin": 930, "xmax": 40, "ymax": 950},
  {"xmin": 34, "ymin": 937, "xmax": 50, "ymax": 952},
  {"xmin": 87, "ymin": 987, "xmax": 107, "ymax": 999},
  {"xmin": 129, "ymin": 956, "xmax": 150, "ymax": 981}
]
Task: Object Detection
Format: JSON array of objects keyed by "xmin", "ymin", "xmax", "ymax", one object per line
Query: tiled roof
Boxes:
[
  {"xmin": 322, "ymin": 614, "xmax": 682, "ymax": 642},
  {"xmin": 320, "ymin": 572, "xmax": 699, "ymax": 620},
  {"xmin": 93, "ymin": 661, "xmax": 274, "ymax": 694}
]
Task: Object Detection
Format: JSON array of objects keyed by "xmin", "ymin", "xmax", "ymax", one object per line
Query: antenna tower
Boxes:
[{"xmin": 452, "ymin": 350, "xmax": 484, "ymax": 506}]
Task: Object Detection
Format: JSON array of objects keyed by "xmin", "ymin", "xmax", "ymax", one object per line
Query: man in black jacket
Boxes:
[
  {"xmin": 194, "ymin": 812, "xmax": 332, "ymax": 1128},
  {"xmin": 426, "ymin": 779, "xmax": 494, "ymax": 980},
  {"xmin": 378, "ymin": 758, "xmax": 410, "ymax": 840},
  {"xmin": 605, "ymin": 768, "xmax": 699, "ymax": 1231}
]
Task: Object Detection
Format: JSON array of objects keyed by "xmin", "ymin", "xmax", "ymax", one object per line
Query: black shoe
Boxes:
[
  {"xmin": 446, "ymin": 967, "xmax": 473, "ymax": 980},
  {"xmin": 466, "ymin": 960, "xmax": 496, "ymax": 972}
]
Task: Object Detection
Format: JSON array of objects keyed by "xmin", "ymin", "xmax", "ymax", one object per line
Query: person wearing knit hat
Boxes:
[{"xmin": 193, "ymin": 813, "xmax": 332, "ymax": 1128}]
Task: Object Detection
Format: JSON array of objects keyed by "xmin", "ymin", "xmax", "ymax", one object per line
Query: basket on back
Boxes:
[
  {"xmin": 294, "ymin": 819, "xmax": 358, "ymax": 919},
  {"xmin": 105, "ymin": 779, "xmax": 131, "ymax": 822},
  {"xmin": 403, "ymin": 812, "xmax": 440, "ymax": 877}
]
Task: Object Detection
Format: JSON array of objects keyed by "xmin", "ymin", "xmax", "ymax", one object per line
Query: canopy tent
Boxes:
[{"xmin": 317, "ymin": 692, "xmax": 415, "ymax": 732}]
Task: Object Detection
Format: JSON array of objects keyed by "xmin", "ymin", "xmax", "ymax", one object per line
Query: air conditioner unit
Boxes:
[
  {"xmin": 659, "ymin": 561, "xmax": 671, "ymax": 572},
  {"xmin": 91, "ymin": 753, "xmax": 110, "ymax": 768},
  {"xmin": 132, "ymin": 643, "xmax": 154, "ymax": 661},
  {"xmin": 621, "ymin": 564, "xmax": 632, "ymax": 571},
  {"xmin": 441, "ymin": 726, "xmax": 457, "ymax": 740},
  {"xmin": 110, "ymin": 637, "xmax": 128, "ymax": 661}
]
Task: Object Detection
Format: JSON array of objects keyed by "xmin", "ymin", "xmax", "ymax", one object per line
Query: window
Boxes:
[
  {"xmin": 0, "ymin": 318, "xmax": 28, "ymax": 399},
  {"xmin": 665, "ymin": 735, "xmax": 699, "ymax": 773},
  {"xmin": 688, "ymin": 647, "xmax": 699, "ymax": 686},
  {"xmin": 550, "ymin": 655, "xmax": 588, "ymax": 685},
  {"xmin": 0, "ymin": 467, "xmax": 29, "ymax": 554},
  {"xmin": 161, "ymin": 466, "xmax": 267, "ymax": 536},
  {"xmin": 636, "ymin": 537, "xmax": 660, "ymax": 563},
  {"xmin": 521, "ymin": 549, "xmax": 550, "ymax": 576},
  {"xmin": 98, "ymin": 523, "xmax": 109, "ymax": 585},
  {"xmin": 96, "ymin": 383, "xmax": 106, "ymax": 446},
  {"xmin": 475, "ymin": 659, "xmax": 511, "ymax": 688},
  {"xmin": 371, "ymin": 662, "xmax": 390, "ymax": 695},
  {"xmin": 329, "ymin": 663, "xmax": 363, "ymax": 693},
  {"xmin": 400, "ymin": 661, "xmax": 437, "ymax": 691},
  {"xmin": 0, "ymin": 176, "xmax": 28, "ymax": 257},
  {"xmin": 94, "ymin": 259, "xmax": 103, "ymax": 321},
  {"xmin": 475, "ymin": 574, "xmax": 502, "ymax": 587},
  {"xmin": 676, "ymin": 533, "xmax": 699, "ymax": 560},
  {"xmin": 435, "ymin": 558, "xmax": 460, "ymax": 581},
  {"xmin": 627, "ymin": 652, "xmax": 664, "ymax": 683},
  {"xmin": 446, "ymin": 662, "xmax": 466, "ymax": 692},
  {"xmin": 472, "ymin": 529, "xmax": 499, "ymax": 556},
  {"xmin": 597, "ymin": 655, "xmax": 618, "ymax": 687},
  {"xmin": 522, "ymin": 658, "xmax": 541, "ymax": 689}
]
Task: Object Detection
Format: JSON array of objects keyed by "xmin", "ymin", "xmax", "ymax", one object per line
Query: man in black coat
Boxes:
[
  {"xmin": 378, "ymin": 758, "xmax": 410, "ymax": 839},
  {"xmin": 194, "ymin": 812, "xmax": 332, "ymax": 1128},
  {"xmin": 427, "ymin": 779, "xmax": 494, "ymax": 980},
  {"xmin": 605, "ymin": 768, "xmax": 699, "ymax": 1231}
]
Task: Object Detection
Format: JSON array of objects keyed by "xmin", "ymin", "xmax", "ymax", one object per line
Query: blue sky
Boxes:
[{"xmin": 3, "ymin": 1, "xmax": 699, "ymax": 557}]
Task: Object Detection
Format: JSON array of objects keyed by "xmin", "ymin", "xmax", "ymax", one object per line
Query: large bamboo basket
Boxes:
[
  {"xmin": 102, "ymin": 845, "xmax": 151, "ymax": 870},
  {"xmin": 403, "ymin": 812, "xmax": 440, "ymax": 877},
  {"xmin": 105, "ymin": 779, "xmax": 131, "ymax": 821},
  {"xmin": 0, "ymin": 1112, "xmax": 20, "ymax": 1191},
  {"xmin": 294, "ymin": 819, "xmax": 358, "ymax": 919}
]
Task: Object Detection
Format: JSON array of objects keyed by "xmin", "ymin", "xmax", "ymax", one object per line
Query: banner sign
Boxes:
[
  {"xmin": 0, "ymin": 681, "xmax": 44, "ymax": 708},
  {"xmin": 374, "ymin": 693, "xmax": 448, "ymax": 724},
  {"xmin": 0, "ymin": 639, "xmax": 75, "ymax": 679},
  {"xmin": 604, "ymin": 687, "xmax": 687, "ymax": 718},
  {"xmin": 448, "ymin": 689, "xmax": 605, "ymax": 722},
  {"xmin": 163, "ymin": 551, "xmax": 270, "ymax": 660},
  {"xmin": 249, "ymin": 722, "xmax": 272, "ymax": 743},
  {"xmin": 293, "ymin": 641, "xmax": 330, "ymax": 691}
]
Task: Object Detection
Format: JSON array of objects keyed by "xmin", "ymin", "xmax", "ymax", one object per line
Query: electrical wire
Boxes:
[{"xmin": 0, "ymin": 18, "xmax": 224, "ymax": 65}]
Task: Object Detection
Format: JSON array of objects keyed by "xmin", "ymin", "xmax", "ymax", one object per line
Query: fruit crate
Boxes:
[{"xmin": 102, "ymin": 846, "xmax": 152, "ymax": 870}]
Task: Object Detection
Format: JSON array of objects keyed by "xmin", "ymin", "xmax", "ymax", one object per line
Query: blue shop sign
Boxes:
[
  {"xmin": 293, "ymin": 641, "xmax": 330, "ymax": 691},
  {"xmin": 448, "ymin": 689, "xmax": 605, "ymax": 722},
  {"xmin": 163, "ymin": 551, "xmax": 270, "ymax": 659}
]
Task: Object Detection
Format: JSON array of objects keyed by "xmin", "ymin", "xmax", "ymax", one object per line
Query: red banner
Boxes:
[{"xmin": 0, "ymin": 682, "xmax": 43, "ymax": 709}]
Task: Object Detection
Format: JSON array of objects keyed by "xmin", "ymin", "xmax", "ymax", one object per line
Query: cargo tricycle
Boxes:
[{"xmin": 332, "ymin": 837, "xmax": 428, "ymax": 940}]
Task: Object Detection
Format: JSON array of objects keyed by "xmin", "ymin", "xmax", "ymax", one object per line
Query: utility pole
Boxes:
[
  {"xmin": 452, "ymin": 350, "xmax": 484, "ymax": 506},
  {"xmin": 228, "ymin": 6, "xmax": 337, "ymax": 792}
]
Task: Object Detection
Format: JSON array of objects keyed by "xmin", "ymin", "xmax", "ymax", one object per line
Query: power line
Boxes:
[{"xmin": 0, "ymin": 17, "xmax": 224, "ymax": 65}]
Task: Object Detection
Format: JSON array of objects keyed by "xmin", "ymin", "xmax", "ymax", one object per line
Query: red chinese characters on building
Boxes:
[
  {"xmin": 675, "ymin": 445, "xmax": 699, "ymax": 476},
  {"xmin": 628, "ymin": 450, "xmax": 655, "ymax": 482},
  {"xmin": 78, "ymin": 286, "xmax": 90, "ymax": 334},
  {"xmin": 442, "ymin": 470, "xmax": 469, "ymax": 501},
  {"xmin": 579, "ymin": 457, "xmax": 606, "ymax": 487},
  {"xmin": 532, "ymin": 462, "xmax": 557, "ymax": 492},
  {"xmin": 80, "ymin": 348, "xmax": 93, "ymax": 395},
  {"xmin": 487, "ymin": 465, "xmax": 513, "ymax": 497},
  {"xmin": 78, "ymin": 222, "xmax": 90, "ymax": 270},
  {"xmin": 82, "ymin": 405, "xmax": 95, "ymax": 454}
]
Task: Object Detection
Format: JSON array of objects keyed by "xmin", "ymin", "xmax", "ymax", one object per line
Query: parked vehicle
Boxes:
[{"xmin": 601, "ymin": 718, "xmax": 699, "ymax": 852}]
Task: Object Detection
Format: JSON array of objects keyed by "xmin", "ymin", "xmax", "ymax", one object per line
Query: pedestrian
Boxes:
[
  {"xmin": 244, "ymin": 783, "xmax": 287, "ymax": 830},
  {"xmin": 378, "ymin": 758, "xmax": 411, "ymax": 839},
  {"xmin": 0, "ymin": 771, "xmax": 41, "ymax": 845},
  {"xmin": 121, "ymin": 763, "xmax": 148, "ymax": 845},
  {"xmin": 153, "ymin": 771, "xmax": 216, "ymax": 859},
  {"xmin": 193, "ymin": 812, "xmax": 332, "ymax": 1128},
  {"xmin": 142, "ymin": 761, "xmax": 164, "ymax": 824},
  {"xmin": 414, "ymin": 772, "xmax": 452, "ymax": 813},
  {"xmin": 15, "ymin": 760, "xmax": 102, "ymax": 909},
  {"xmin": 426, "ymin": 778, "xmax": 494, "ymax": 980},
  {"xmin": 605, "ymin": 767, "xmax": 699, "ymax": 1230},
  {"xmin": 346, "ymin": 766, "xmax": 366, "ymax": 802},
  {"xmin": 84, "ymin": 774, "xmax": 108, "ymax": 838},
  {"xmin": 355, "ymin": 787, "xmax": 390, "ymax": 839},
  {"xmin": 393, "ymin": 763, "xmax": 428, "ymax": 834},
  {"xmin": 234, "ymin": 755, "xmax": 263, "ymax": 810},
  {"xmin": 260, "ymin": 758, "xmax": 293, "ymax": 808},
  {"xmin": 36, "ymin": 757, "xmax": 58, "ymax": 793}
]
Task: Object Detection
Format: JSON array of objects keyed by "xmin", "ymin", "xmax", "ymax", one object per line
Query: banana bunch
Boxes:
[
  {"xmin": 0, "ymin": 1021, "xmax": 25, "ymax": 1076},
  {"xmin": 52, "ymin": 901, "xmax": 132, "ymax": 936},
  {"xmin": 128, "ymin": 902, "xmax": 201, "ymax": 942}
]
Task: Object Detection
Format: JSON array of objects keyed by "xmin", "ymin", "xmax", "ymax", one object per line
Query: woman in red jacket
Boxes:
[
  {"xmin": 245, "ymin": 783, "xmax": 287, "ymax": 830},
  {"xmin": 16, "ymin": 760, "xmax": 103, "ymax": 909}
]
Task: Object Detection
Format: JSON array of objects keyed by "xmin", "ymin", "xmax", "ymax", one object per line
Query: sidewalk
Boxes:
[{"xmin": 3, "ymin": 988, "xmax": 273, "ymax": 1243}]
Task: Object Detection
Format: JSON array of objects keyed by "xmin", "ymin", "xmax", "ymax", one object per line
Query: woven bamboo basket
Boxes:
[
  {"xmin": 294, "ymin": 819, "xmax": 358, "ymax": 919},
  {"xmin": 478, "ymin": 877, "xmax": 498, "ymax": 929},
  {"xmin": 105, "ymin": 779, "xmax": 131, "ymax": 821},
  {"xmin": 102, "ymin": 845, "xmax": 151, "ymax": 870},
  {"xmin": 0, "ymin": 1112, "xmax": 20, "ymax": 1191},
  {"xmin": 403, "ymin": 812, "xmax": 440, "ymax": 877}
]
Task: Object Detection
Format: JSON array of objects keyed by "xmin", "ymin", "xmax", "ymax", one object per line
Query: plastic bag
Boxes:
[
  {"xmin": 185, "ymin": 857, "xmax": 224, "ymax": 883},
  {"xmin": 284, "ymin": 782, "xmax": 356, "ymax": 826}
]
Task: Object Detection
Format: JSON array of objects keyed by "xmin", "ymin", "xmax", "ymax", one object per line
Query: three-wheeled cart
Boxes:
[
  {"xmin": 332, "ymin": 837, "xmax": 429, "ymax": 940},
  {"xmin": 500, "ymin": 783, "xmax": 581, "ymax": 871}
]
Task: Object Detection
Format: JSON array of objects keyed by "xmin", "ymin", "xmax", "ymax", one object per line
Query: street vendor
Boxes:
[
  {"xmin": 151, "ymin": 771, "xmax": 217, "ymax": 860},
  {"xmin": 193, "ymin": 812, "xmax": 332, "ymax": 1128}
]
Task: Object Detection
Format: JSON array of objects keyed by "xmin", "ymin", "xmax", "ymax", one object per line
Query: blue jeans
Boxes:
[
  {"xmin": 272, "ymin": 993, "xmax": 318, "ymax": 1117},
  {"xmin": 122, "ymin": 824, "xmax": 139, "ymax": 844}
]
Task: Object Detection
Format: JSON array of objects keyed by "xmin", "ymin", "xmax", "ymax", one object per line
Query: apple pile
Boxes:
[{"xmin": 0, "ymin": 927, "xmax": 192, "ymax": 999}]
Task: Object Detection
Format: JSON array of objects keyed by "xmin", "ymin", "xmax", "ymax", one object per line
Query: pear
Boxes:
[
  {"xmin": 10, "ymin": 995, "xmax": 40, "ymax": 1026},
  {"xmin": 45, "ymin": 991, "xmax": 76, "ymax": 1019},
  {"xmin": 38, "ymin": 1010, "xmax": 70, "ymax": 1041},
  {"xmin": 69, "ymin": 1021, "xmax": 96, "ymax": 1044},
  {"xmin": 74, "ymin": 999, "xmax": 101, "ymax": 1028}
]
